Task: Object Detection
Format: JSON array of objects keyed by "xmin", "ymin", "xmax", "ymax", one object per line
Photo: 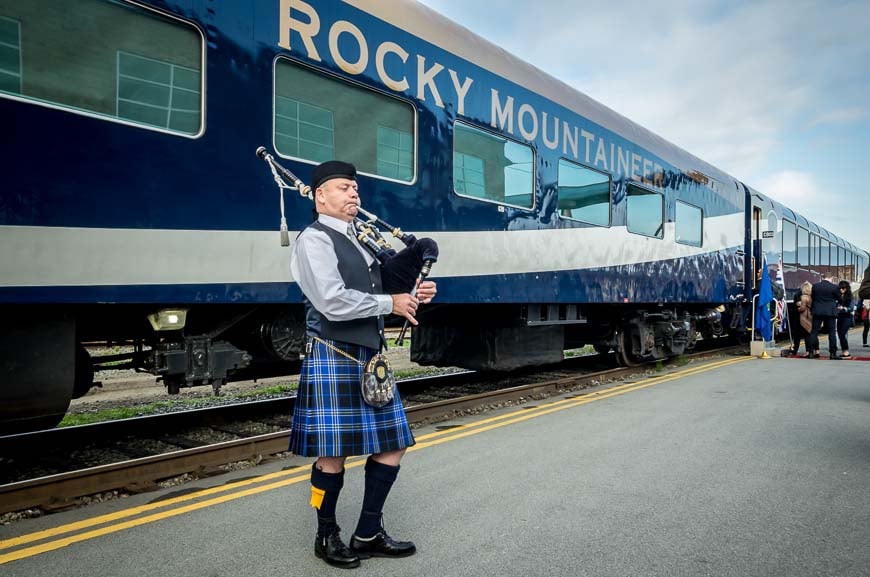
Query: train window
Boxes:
[
  {"xmin": 846, "ymin": 250, "xmax": 855, "ymax": 280},
  {"xmin": 782, "ymin": 220, "xmax": 796, "ymax": 267},
  {"xmin": 773, "ymin": 220, "xmax": 784, "ymax": 266},
  {"xmin": 454, "ymin": 151, "xmax": 486, "ymax": 198},
  {"xmin": 275, "ymin": 95, "xmax": 335, "ymax": 162},
  {"xmin": 0, "ymin": 16, "xmax": 20, "ymax": 94},
  {"xmin": 820, "ymin": 239, "xmax": 830, "ymax": 268},
  {"xmin": 0, "ymin": 1, "xmax": 203, "ymax": 136},
  {"xmin": 377, "ymin": 125, "xmax": 413, "ymax": 181},
  {"xmin": 274, "ymin": 59, "xmax": 416, "ymax": 183},
  {"xmin": 117, "ymin": 51, "xmax": 200, "ymax": 133},
  {"xmin": 626, "ymin": 184, "xmax": 664, "ymax": 239},
  {"xmin": 797, "ymin": 227, "xmax": 809, "ymax": 268},
  {"xmin": 556, "ymin": 159, "xmax": 611, "ymax": 227},
  {"xmin": 675, "ymin": 201, "xmax": 703, "ymax": 247},
  {"xmin": 453, "ymin": 122, "xmax": 534, "ymax": 209}
]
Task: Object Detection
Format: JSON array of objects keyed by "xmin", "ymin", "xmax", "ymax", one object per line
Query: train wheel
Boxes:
[
  {"xmin": 616, "ymin": 330, "xmax": 641, "ymax": 367},
  {"xmin": 72, "ymin": 344, "xmax": 95, "ymax": 399},
  {"xmin": 0, "ymin": 316, "xmax": 76, "ymax": 433},
  {"xmin": 259, "ymin": 312, "xmax": 306, "ymax": 361}
]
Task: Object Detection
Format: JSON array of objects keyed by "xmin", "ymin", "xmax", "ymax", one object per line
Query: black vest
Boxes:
[{"xmin": 303, "ymin": 221, "xmax": 384, "ymax": 349}]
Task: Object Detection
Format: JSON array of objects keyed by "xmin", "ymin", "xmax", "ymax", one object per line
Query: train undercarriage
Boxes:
[
  {"xmin": 411, "ymin": 303, "xmax": 729, "ymax": 370},
  {"xmin": 0, "ymin": 301, "xmax": 734, "ymax": 434}
]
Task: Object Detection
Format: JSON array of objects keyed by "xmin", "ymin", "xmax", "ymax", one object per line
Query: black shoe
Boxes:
[
  {"xmin": 829, "ymin": 354, "xmax": 841, "ymax": 360},
  {"xmin": 315, "ymin": 529, "xmax": 361, "ymax": 569},
  {"xmin": 350, "ymin": 529, "xmax": 416, "ymax": 559}
]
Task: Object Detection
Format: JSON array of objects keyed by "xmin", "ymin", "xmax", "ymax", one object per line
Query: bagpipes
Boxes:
[{"xmin": 256, "ymin": 147, "xmax": 438, "ymax": 345}]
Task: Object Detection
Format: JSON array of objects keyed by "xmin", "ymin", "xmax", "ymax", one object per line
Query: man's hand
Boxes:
[
  {"xmin": 391, "ymin": 293, "xmax": 419, "ymax": 325},
  {"xmin": 416, "ymin": 280, "xmax": 437, "ymax": 304}
]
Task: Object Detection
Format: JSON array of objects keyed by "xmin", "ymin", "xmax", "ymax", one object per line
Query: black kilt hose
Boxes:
[{"xmin": 289, "ymin": 338, "xmax": 415, "ymax": 457}]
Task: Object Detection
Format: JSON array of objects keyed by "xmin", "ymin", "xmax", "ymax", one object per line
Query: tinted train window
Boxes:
[
  {"xmin": 845, "ymin": 250, "xmax": 854, "ymax": 280},
  {"xmin": 772, "ymin": 217, "xmax": 784, "ymax": 266},
  {"xmin": 377, "ymin": 125, "xmax": 413, "ymax": 181},
  {"xmin": 557, "ymin": 159, "xmax": 610, "ymax": 226},
  {"xmin": 453, "ymin": 122, "xmax": 534, "ymax": 209},
  {"xmin": 454, "ymin": 151, "xmax": 486, "ymax": 198},
  {"xmin": 0, "ymin": 16, "xmax": 20, "ymax": 93},
  {"xmin": 797, "ymin": 227, "xmax": 809, "ymax": 268},
  {"xmin": 275, "ymin": 95, "xmax": 335, "ymax": 162},
  {"xmin": 675, "ymin": 201, "xmax": 702, "ymax": 247},
  {"xmin": 0, "ymin": 1, "xmax": 202, "ymax": 136},
  {"xmin": 275, "ymin": 60, "xmax": 415, "ymax": 183},
  {"xmin": 782, "ymin": 220, "xmax": 796, "ymax": 267},
  {"xmin": 820, "ymin": 239, "xmax": 830, "ymax": 267},
  {"xmin": 626, "ymin": 184, "xmax": 664, "ymax": 239},
  {"xmin": 117, "ymin": 51, "xmax": 200, "ymax": 133}
]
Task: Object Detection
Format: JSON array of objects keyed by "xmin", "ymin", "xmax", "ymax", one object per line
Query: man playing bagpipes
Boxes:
[{"xmin": 286, "ymin": 160, "xmax": 437, "ymax": 568}]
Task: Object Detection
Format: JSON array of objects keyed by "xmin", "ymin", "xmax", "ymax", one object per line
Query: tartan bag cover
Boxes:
[{"xmin": 289, "ymin": 338, "xmax": 415, "ymax": 457}]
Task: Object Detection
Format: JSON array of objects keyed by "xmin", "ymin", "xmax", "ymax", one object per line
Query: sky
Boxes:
[{"xmin": 417, "ymin": 0, "xmax": 870, "ymax": 252}]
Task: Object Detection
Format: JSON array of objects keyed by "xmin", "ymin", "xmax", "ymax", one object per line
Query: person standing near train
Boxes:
[
  {"xmin": 809, "ymin": 274, "xmax": 841, "ymax": 359},
  {"xmin": 789, "ymin": 281, "xmax": 813, "ymax": 356},
  {"xmin": 859, "ymin": 265, "xmax": 870, "ymax": 300},
  {"xmin": 861, "ymin": 299, "xmax": 870, "ymax": 348},
  {"xmin": 835, "ymin": 281, "xmax": 854, "ymax": 358},
  {"xmin": 289, "ymin": 160, "xmax": 437, "ymax": 568}
]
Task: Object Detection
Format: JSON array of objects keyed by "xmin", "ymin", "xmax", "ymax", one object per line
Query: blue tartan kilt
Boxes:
[{"xmin": 288, "ymin": 338, "xmax": 415, "ymax": 457}]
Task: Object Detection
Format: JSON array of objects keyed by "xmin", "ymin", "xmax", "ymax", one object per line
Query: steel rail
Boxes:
[{"xmin": 0, "ymin": 348, "xmax": 740, "ymax": 514}]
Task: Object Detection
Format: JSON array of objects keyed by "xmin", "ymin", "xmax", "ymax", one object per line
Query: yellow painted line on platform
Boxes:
[
  {"xmin": 410, "ymin": 356, "xmax": 750, "ymax": 450},
  {"xmin": 0, "ymin": 355, "xmax": 749, "ymax": 564}
]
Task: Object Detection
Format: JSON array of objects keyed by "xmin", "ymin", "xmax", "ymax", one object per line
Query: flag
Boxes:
[
  {"xmin": 756, "ymin": 253, "xmax": 773, "ymax": 342},
  {"xmin": 776, "ymin": 256, "xmax": 788, "ymax": 333}
]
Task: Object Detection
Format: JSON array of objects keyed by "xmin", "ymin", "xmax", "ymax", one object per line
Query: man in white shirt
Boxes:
[{"xmin": 289, "ymin": 160, "xmax": 436, "ymax": 568}]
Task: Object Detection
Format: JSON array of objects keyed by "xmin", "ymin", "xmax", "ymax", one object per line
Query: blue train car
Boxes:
[{"xmin": 1, "ymin": 0, "xmax": 866, "ymax": 432}]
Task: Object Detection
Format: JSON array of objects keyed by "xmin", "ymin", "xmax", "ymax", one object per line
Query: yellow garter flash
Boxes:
[{"xmin": 310, "ymin": 486, "xmax": 325, "ymax": 509}]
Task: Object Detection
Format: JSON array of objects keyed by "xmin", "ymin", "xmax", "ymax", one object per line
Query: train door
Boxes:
[
  {"xmin": 752, "ymin": 205, "xmax": 763, "ymax": 290},
  {"xmin": 748, "ymin": 196, "xmax": 778, "ymax": 291}
]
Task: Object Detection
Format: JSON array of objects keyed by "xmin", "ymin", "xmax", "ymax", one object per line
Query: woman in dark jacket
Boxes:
[{"xmin": 836, "ymin": 281, "xmax": 853, "ymax": 358}]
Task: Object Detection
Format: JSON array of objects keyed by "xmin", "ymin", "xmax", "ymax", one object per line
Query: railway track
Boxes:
[{"xmin": 0, "ymin": 345, "xmax": 745, "ymax": 517}]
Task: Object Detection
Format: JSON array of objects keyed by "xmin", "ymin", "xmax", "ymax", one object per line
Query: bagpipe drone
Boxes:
[{"xmin": 256, "ymin": 147, "xmax": 438, "ymax": 345}]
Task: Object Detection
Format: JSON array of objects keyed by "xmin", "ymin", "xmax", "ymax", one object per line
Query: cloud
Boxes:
[
  {"xmin": 420, "ymin": 0, "xmax": 870, "ymax": 183},
  {"xmin": 755, "ymin": 170, "xmax": 864, "ymax": 247},
  {"xmin": 808, "ymin": 107, "xmax": 868, "ymax": 127},
  {"xmin": 756, "ymin": 171, "xmax": 817, "ymax": 207}
]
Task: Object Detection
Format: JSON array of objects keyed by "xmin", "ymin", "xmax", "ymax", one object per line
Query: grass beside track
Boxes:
[{"xmin": 59, "ymin": 383, "xmax": 299, "ymax": 427}]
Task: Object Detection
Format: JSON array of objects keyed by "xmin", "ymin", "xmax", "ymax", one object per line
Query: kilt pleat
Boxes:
[{"xmin": 288, "ymin": 338, "xmax": 415, "ymax": 457}]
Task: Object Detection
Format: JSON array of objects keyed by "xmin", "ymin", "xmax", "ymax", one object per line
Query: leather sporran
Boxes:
[{"xmin": 361, "ymin": 353, "xmax": 396, "ymax": 407}]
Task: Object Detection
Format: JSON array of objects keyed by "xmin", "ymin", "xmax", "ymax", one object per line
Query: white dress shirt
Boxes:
[{"xmin": 290, "ymin": 214, "xmax": 393, "ymax": 322}]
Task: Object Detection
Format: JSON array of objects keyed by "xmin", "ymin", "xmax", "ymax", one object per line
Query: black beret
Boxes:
[{"xmin": 311, "ymin": 160, "xmax": 357, "ymax": 190}]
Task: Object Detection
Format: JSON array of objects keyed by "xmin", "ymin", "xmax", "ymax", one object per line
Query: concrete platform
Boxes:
[{"xmin": 2, "ymin": 355, "xmax": 869, "ymax": 576}]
